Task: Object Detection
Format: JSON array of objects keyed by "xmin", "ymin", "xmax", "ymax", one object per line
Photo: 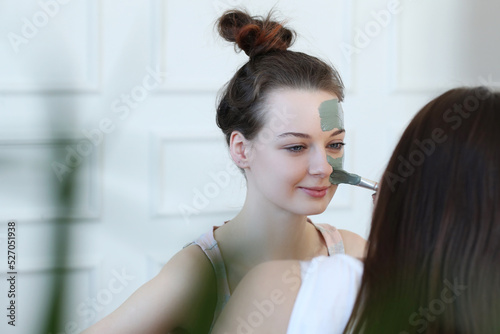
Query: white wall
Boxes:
[{"xmin": 1, "ymin": 0, "xmax": 499, "ymax": 332}]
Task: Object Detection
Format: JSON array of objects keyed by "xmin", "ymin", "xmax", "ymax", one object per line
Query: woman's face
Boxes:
[{"xmin": 245, "ymin": 88, "xmax": 345, "ymax": 216}]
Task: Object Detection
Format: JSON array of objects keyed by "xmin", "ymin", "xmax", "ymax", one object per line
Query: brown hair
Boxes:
[
  {"xmin": 344, "ymin": 87, "xmax": 500, "ymax": 333},
  {"xmin": 216, "ymin": 9, "xmax": 344, "ymax": 145}
]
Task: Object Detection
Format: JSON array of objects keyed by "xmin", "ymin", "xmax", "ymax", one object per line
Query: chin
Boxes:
[
  {"xmin": 306, "ymin": 207, "xmax": 328, "ymax": 215},
  {"xmin": 297, "ymin": 203, "xmax": 330, "ymax": 216},
  {"xmin": 310, "ymin": 199, "xmax": 334, "ymax": 215}
]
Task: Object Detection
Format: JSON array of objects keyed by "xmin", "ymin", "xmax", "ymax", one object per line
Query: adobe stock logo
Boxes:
[
  {"xmin": 51, "ymin": 65, "xmax": 166, "ymax": 182},
  {"xmin": 384, "ymin": 87, "xmax": 491, "ymax": 191},
  {"xmin": 400, "ymin": 278, "xmax": 467, "ymax": 334},
  {"xmin": 177, "ymin": 162, "xmax": 241, "ymax": 224},
  {"xmin": 7, "ymin": 0, "xmax": 74, "ymax": 54},
  {"xmin": 48, "ymin": 268, "xmax": 136, "ymax": 334},
  {"xmin": 339, "ymin": 0, "xmax": 421, "ymax": 63}
]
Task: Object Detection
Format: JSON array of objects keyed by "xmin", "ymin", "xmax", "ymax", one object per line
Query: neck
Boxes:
[{"xmin": 216, "ymin": 193, "xmax": 322, "ymax": 270}]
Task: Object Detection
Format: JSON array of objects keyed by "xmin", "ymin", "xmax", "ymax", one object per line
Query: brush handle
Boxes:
[{"xmin": 356, "ymin": 178, "xmax": 378, "ymax": 191}]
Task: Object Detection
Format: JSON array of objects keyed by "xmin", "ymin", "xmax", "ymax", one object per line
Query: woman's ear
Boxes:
[{"xmin": 229, "ymin": 131, "xmax": 251, "ymax": 169}]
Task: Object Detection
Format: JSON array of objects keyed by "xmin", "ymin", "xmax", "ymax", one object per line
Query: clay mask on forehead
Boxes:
[
  {"xmin": 319, "ymin": 98, "xmax": 362, "ymax": 186},
  {"xmin": 319, "ymin": 98, "xmax": 344, "ymax": 131}
]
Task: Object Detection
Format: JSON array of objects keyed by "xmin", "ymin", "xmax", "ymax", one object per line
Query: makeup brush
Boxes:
[{"xmin": 327, "ymin": 156, "xmax": 378, "ymax": 191}]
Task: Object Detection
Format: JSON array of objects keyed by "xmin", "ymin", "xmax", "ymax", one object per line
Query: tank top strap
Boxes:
[
  {"xmin": 310, "ymin": 222, "xmax": 345, "ymax": 255},
  {"xmin": 183, "ymin": 226, "xmax": 230, "ymax": 331}
]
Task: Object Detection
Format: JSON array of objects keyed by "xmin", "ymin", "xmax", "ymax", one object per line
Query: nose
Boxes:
[{"xmin": 308, "ymin": 148, "xmax": 333, "ymax": 178}]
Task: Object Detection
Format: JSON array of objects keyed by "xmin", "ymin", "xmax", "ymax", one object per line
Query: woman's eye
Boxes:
[
  {"xmin": 286, "ymin": 145, "xmax": 305, "ymax": 152},
  {"xmin": 328, "ymin": 142, "xmax": 345, "ymax": 150}
]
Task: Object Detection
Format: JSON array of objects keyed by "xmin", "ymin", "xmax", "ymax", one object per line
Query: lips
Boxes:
[{"xmin": 299, "ymin": 186, "xmax": 331, "ymax": 198}]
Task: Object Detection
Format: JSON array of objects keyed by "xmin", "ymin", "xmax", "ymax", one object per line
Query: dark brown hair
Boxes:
[
  {"xmin": 344, "ymin": 87, "xmax": 500, "ymax": 333},
  {"xmin": 216, "ymin": 9, "xmax": 344, "ymax": 145}
]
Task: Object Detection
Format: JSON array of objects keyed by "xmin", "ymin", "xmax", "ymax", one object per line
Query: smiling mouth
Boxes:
[{"xmin": 299, "ymin": 186, "xmax": 330, "ymax": 198}]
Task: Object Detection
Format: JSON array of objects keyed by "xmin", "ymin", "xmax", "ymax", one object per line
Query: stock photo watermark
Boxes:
[
  {"xmin": 51, "ymin": 65, "xmax": 167, "ymax": 183},
  {"xmin": 220, "ymin": 258, "xmax": 327, "ymax": 334},
  {"xmin": 230, "ymin": 290, "xmax": 286, "ymax": 333},
  {"xmin": 251, "ymin": 106, "xmax": 297, "ymax": 152},
  {"xmin": 478, "ymin": 74, "xmax": 500, "ymax": 88},
  {"xmin": 7, "ymin": 0, "xmax": 75, "ymax": 54},
  {"xmin": 400, "ymin": 278, "xmax": 467, "ymax": 334},
  {"xmin": 48, "ymin": 267, "xmax": 135, "ymax": 334},
  {"xmin": 339, "ymin": 0, "xmax": 420, "ymax": 63},
  {"xmin": 5, "ymin": 221, "xmax": 18, "ymax": 327},
  {"xmin": 177, "ymin": 161, "xmax": 241, "ymax": 225},
  {"xmin": 221, "ymin": 262, "xmax": 301, "ymax": 334},
  {"xmin": 177, "ymin": 105, "xmax": 297, "ymax": 224},
  {"xmin": 384, "ymin": 84, "xmax": 494, "ymax": 191}
]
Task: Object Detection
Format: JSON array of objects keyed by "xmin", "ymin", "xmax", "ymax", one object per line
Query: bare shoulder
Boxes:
[
  {"xmin": 158, "ymin": 244, "xmax": 218, "ymax": 326},
  {"xmin": 212, "ymin": 260, "xmax": 302, "ymax": 334},
  {"xmin": 160, "ymin": 243, "xmax": 215, "ymax": 280},
  {"xmin": 338, "ymin": 229, "xmax": 367, "ymax": 259},
  {"xmin": 157, "ymin": 244, "xmax": 217, "ymax": 309},
  {"xmin": 83, "ymin": 245, "xmax": 216, "ymax": 334}
]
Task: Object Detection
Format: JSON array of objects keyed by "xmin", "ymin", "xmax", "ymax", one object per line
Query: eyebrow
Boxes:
[{"xmin": 277, "ymin": 129, "xmax": 345, "ymax": 139}]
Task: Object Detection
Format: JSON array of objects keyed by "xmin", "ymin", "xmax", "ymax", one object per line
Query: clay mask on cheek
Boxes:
[
  {"xmin": 319, "ymin": 99, "xmax": 378, "ymax": 191},
  {"xmin": 319, "ymin": 98, "xmax": 358, "ymax": 185},
  {"xmin": 326, "ymin": 155, "xmax": 361, "ymax": 185}
]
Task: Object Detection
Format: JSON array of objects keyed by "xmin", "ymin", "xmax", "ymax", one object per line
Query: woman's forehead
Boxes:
[{"xmin": 263, "ymin": 89, "xmax": 341, "ymax": 132}]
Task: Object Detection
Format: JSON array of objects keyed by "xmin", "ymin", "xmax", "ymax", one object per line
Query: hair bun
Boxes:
[{"xmin": 217, "ymin": 9, "xmax": 295, "ymax": 58}]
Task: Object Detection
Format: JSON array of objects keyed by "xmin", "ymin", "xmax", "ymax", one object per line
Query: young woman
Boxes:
[
  {"xmin": 82, "ymin": 10, "xmax": 366, "ymax": 334},
  {"xmin": 212, "ymin": 86, "xmax": 500, "ymax": 334}
]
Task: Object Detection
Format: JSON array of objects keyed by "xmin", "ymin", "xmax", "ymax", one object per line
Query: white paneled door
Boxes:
[{"xmin": 1, "ymin": 0, "xmax": 499, "ymax": 333}]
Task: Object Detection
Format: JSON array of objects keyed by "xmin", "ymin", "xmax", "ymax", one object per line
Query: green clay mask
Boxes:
[
  {"xmin": 319, "ymin": 98, "xmax": 344, "ymax": 131},
  {"xmin": 326, "ymin": 155, "xmax": 361, "ymax": 186},
  {"xmin": 319, "ymin": 98, "xmax": 360, "ymax": 186}
]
